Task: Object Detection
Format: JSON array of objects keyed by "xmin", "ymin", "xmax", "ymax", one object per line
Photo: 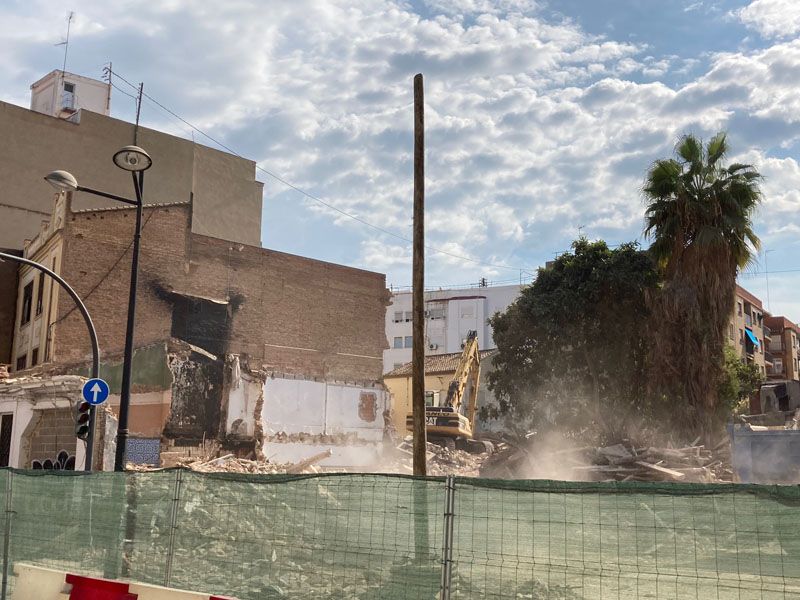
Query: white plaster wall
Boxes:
[
  {"xmin": 261, "ymin": 377, "xmax": 388, "ymax": 441},
  {"xmin": 262, "ymin": 378, "xmax": 326, "ymax": 435},
  {"xmin": 325, "ymin": 384, "xmax": 387, "ymax": 439}
]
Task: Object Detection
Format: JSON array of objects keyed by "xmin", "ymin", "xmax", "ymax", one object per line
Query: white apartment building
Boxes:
[{"xmin": 383, "ymin": 283, "xmax": 522, "ymax": 373}]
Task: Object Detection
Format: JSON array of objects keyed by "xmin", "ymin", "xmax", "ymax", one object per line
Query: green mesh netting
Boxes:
[{"xmin": 1, "ymin": 469, "xmax": 798, "ymax": 599}]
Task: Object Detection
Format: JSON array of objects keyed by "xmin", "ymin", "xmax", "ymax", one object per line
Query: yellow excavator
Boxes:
[{"xmin": 405, "ymin": 330, "xmax": 491, "ymax": 452}]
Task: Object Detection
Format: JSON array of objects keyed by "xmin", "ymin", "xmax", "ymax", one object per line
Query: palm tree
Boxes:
[{"xmin": 643, "ymin": 133, "xmax": 762, "ymax": 439}]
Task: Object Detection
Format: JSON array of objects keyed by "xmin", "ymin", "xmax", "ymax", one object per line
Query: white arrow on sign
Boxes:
[{"xmin": 90, "ymin": 382, "xmax": 103, "ymax": 403}]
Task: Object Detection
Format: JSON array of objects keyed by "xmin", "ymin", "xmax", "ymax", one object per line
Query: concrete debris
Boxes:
[{"xmin": 382, "ymin": 439, "xmax": 487, "ymax": 477}]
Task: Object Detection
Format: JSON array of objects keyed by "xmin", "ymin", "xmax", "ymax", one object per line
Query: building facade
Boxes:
[
  {"xmin": 0, "ymin": 72, "xmax": 263, "ymax": 252},
  {"xmin": 728, "ymin": 285, "xmax": 769, "ymax": 375},
  {"xmin": 6, "ymin": 191, "xmax": 389, "ymax": 467},
  {"xmin": 765, "ymin": 316, "xmax": 800, "ymax": 381},
  {"xmin": 382, "ymin": 283, "xmax": 521, "ymax": 373}
]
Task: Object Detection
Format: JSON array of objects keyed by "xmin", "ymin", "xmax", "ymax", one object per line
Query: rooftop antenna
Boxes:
[{"xmin": 55, "ymin": 11, "xmax": 75, "ymax": 77}]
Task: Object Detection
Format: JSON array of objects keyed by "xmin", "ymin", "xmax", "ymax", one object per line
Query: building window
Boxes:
[
  {"xmin": 0, "ymin": 414, "xmax": 12, "ymax": 468},
  {"xmin": 31, "ymin": 348, "xmax": 39, "ymax": 367},
  {"xmin": 35, "ymin": 272, "xmax": 45, "ymax": 316},
  {"xmin": 393, "ymin": 311, "xmax": 403, "ymax": 323},
  {"xmin": 739, "ymin": 329, "xmax": 744, "ymax": 342},
  {"xmin": 460, "ymin": 306, "xmax": 474, "ymax": 318},
  {"xmin": 404, "ymin": 311, "xmax": 413, "ymax": 322},
  {"xmin": 393, "ymin": 337, "xmax": 403, "ymax": 349},
  {"xmin": 729, "ymin": 323, "xmax": 734, "ymax": 340},
  {"xmin": 404, "ymin": 336, "xmax": 413, "ymax": 348},
  {"xmin": 15, "ymin": 355, "xmax": 26, "ymax": 371},
  {"xmin": 737, "ymin": 302, "xmax": 742, "ymax": 316},
  {"xmin": 429, "ymin": 308, "xmax": 445, "ymax": 320},
  {"xmin": 20, "ymin": 282, "xmax": 33, "ymax": 326}
]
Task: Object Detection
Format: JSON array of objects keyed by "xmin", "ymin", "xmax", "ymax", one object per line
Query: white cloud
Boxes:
[
  {"xmin": 738, "ymin": 0, "xmax": 800, "ymax": 38},
  {"xmin": 0, "ymin": 0, "xmax": 798, "ymax": 312}
]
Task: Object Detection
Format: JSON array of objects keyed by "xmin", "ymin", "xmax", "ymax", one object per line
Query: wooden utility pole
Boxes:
[{"xmin": 412, "ymin": 73, "xmax": 427, "ymax": 476}]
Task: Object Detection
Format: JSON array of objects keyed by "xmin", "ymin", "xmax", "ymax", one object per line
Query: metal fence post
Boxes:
[
  {"xmin": 439, "ymin": 475, "xmax": 455, "ymax": 600},
  {"xmin": 163, "ymin": 469, "xmax": 183, "ymax": 588},
  {"xmin": 1, "ymin": 471, "xmax": 14, "ymax": 600}
]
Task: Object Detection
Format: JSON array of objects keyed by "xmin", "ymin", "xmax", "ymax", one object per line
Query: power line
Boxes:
[{"xmin": 106, "ymin": 67, "xmax": 529, "ymax": 272}]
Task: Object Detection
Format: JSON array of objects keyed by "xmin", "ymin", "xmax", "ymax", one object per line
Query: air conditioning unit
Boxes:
[{"xmin": 428, "ymin": 343, "xmax": 438, "ymax": 350}]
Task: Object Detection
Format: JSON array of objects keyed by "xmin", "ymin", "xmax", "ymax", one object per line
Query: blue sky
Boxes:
[{"xmin": 1, "ymin": 0, "xmax": 799, "ymax": 318}]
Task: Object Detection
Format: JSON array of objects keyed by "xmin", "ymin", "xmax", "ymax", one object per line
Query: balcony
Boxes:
[
  {"xmin": 767, "ymin": 366, "xmax": 786, "ymax": 378},
  {"xmin": 765, "ymin": 352, "xmax": 774, "ymax": 365}
]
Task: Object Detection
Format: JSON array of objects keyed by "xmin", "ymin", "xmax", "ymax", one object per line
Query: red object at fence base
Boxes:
[{"xmin": 65, "ymin": 574, "xmax": 137, "ymax": 600}]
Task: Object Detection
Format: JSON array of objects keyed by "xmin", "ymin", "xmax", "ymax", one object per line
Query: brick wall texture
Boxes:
[
  {"xmin": 53, "ymin": 203, "xmax": 389, "ymax": 382},
  {"xmin": 28, "ymin": 408, "xmax": 78, "ymax": 467}
]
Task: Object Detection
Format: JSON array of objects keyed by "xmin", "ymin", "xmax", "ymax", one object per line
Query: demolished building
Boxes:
[{"xmin": 4, "ymin": 191, "xmax": 390, "ymax": 469}]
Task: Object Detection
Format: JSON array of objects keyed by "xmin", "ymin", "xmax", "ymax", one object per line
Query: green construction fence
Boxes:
[{"xmin": 0, "ymin": 469, "xmax": 798, "ymax": 599}]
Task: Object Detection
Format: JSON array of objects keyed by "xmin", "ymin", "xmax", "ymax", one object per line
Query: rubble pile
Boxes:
[
  {"xmin": 127, "ymin": 449, "xmax": 334, "ymax": 475},
  {"xmin": 481, "ymin": 436, "xmax": 734, "ymax": 483},
  {"xmin": 386, "ymin": 439, "xmax": 486, "ymax": 477}
]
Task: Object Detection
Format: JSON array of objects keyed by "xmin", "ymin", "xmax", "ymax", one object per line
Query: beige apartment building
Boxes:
[
  {"xmin": 765, "ymin": 316, "xmax": 800, "ymax": 381},
  {"xmin": 0, "ymin": 70, "xmax": 264, "ymax": 364},
  {"xmin": 728, "ymin": 285, "xmax": 769, "ymax": 375},
  {"xmin": 1, "ymin": 69, "xmax": 263, "ymax": 251}
]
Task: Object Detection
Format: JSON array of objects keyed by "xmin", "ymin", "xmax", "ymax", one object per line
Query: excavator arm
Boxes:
[{"xmin": 445, "ymin": 330, "xmax": 481, "ymax": 432}]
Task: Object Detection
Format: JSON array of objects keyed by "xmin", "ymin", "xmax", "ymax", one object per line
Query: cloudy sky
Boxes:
[{"xmin": 1, "ymin": 0, "xmax": 799, "ymax": 317}]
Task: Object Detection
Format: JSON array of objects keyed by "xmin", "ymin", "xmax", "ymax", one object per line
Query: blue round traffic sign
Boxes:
[{"xmin": 82, "ymin": 378, "xmax": 110, "ymax": 406}]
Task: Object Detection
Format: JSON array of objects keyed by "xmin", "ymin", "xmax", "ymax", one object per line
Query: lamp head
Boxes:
[
  {"xmin": 44, "ymin": 170, "xmax": 79, "ymax": 192},
  {"xmin": 113, "ymin": 145, "xmax": 152, "ymax": 172}
]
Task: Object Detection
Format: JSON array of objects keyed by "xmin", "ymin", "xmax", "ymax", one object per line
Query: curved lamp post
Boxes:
[
  {"xmin": 0, "ymin": 252, "xmax": 100, "ymax": 471},
  {"xmin": 46, "ymin": 145, "xmax": 152, "ymax": 472}
]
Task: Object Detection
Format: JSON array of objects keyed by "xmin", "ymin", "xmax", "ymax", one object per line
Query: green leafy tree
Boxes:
[
  {"xmin": 485, "ymin": 239, "xmax": 659, "ymax": 439},
  {"xmin": 718, "ymin": 344, "xmax": 764, "ymax": 416},
  {"xmin": 643, "ymin": 133, "xmax": 762, "ymax": 437}
]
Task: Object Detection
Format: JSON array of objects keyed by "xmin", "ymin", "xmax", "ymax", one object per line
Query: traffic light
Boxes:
[{"xmin": 75, "ymin": 400, "xmax": 91, "ymax": 440}]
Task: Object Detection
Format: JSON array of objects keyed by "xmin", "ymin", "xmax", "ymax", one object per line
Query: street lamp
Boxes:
[{"xmin": 45, "ymin": 144, "xmax": 152, "ymax": 472}]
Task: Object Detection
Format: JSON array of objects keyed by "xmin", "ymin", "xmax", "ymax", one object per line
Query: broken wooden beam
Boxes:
[
  {"xmin": 286, "ymin": 449, "xmax": 333, "ymax": 474},
  {"xmin": 635, "ymin": 461, "xmax": 685, "ymax": 480}
]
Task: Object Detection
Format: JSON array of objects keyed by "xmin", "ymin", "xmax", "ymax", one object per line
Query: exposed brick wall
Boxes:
[
  {"xmin": 53, "ymin": 204, "xmax": 389, "ymax": 382},
  {"xmin": 27, "ymin": 408, "xmax": 78, "ymax": 468}
]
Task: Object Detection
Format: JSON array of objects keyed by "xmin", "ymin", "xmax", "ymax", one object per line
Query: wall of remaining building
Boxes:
[
  {"xmin": 0, "ymin": 98, "xmax": 262, "ymax": 250},
  {"xmin": 0, "ymin": 249, "xmax": 21, "ymax": 365},
  {"xmin": 9, "ymin": 193, "xmax": 66, "ymax": 372},
  {"xmin": 383, "ymin": 284, "xmax": 520, "ymax": 373},
  {"xmin": 51, "ymin": 203, "xmax": 388, "ymax": 382},
  {"xmin": 259, "ymin": 375, "xmax": 390, "ymax": 468}
]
